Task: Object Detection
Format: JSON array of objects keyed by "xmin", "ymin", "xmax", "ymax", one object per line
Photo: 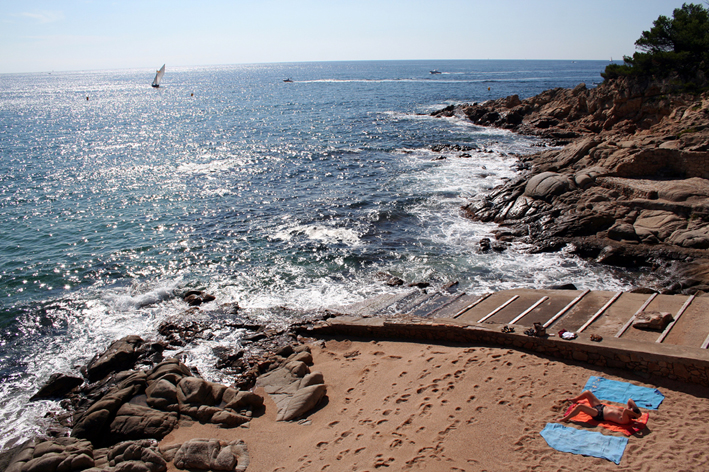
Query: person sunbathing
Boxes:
[{"xmin": 560, "ymin": 390, "xmax": 642, "ymax": 425}]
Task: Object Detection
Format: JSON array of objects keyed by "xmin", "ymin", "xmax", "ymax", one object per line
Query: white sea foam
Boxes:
[
  {"xmin": 102, "ymin": 281, "xmax": 179, "ymax": 310},
  {"xmin": 0, "ymin": 279, "xmax": 186, "ymax": 450},
  {"xmin": 272, "ymin": 223, "xmax": 362, "ymax": 247},
  {"xmin": 176, "ymin": 158, "xmax": 240, "ymax": 175}
]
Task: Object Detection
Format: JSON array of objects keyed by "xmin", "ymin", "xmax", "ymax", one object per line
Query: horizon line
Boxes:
[{"xmin": 0, "ymin": 58, "xmax": 618, "ymax": 76}]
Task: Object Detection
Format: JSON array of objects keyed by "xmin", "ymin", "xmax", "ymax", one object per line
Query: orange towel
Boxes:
[{"xmin": 564, "ymin": 398, "xmax": 649, "ymax": 436}]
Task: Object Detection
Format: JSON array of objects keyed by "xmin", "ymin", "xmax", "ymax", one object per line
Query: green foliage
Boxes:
[
  {"xmin": 678, "ymin": 127, "xmax": 698, "ymax": 136},
  {"xmin": 602, "ymin": 3, "xmax": 709, "ymax": 89}
]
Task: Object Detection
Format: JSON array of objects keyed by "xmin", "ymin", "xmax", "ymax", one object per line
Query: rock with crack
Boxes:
[
  {"xmin": 174, "ymin": 376, "xmax": 259, "ymax": 426},
  {"xmin": 255, "ymin": 346, "xmax": 327, "ymax": 421}
]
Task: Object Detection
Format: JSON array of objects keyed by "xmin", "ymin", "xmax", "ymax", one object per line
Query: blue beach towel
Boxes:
[
  {"xmin": 583, "ymin": 376, "xmax": 664, "ymax": 410},
  {"xmin": 540, "ymin": 423, "xmax": 628, "ymax": 464}
]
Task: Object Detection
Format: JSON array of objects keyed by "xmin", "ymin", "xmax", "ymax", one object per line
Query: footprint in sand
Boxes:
[
  {"xmin": 328, "ymin": 421, "xmax": 340, "ymax": 428},
  {"xmin": 316, "ymin": 441, "xmax": 329, "ymax": 449},
  {"xmin": 438, "ymin": 419, "xmax": 460, "ymax": 436},
  {"xmin": 390, "ymin": 439, "xmax": 403, "ymax": 449},
  {"xmin": 395, "ymin": 415, "xmax": 414, "ymax": 431},
  {"xmin": 373, "ymin": 456, "xmax": 395, "ymax": 468},
  {"xmin": 396, "ymin": 394, "xmax": 411, "ymax": 404},
  {"xmin": 355, "ymin": 447, "xmax": 366, "ymax": 455},
  {"xmin": 334, "ymin": 431, "xmax": 353, "ymax": 444}
]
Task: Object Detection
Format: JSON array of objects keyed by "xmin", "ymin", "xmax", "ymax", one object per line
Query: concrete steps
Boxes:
[{"xmin": 334, "ymin": 287, "xmax": 709, "ymax": 352}]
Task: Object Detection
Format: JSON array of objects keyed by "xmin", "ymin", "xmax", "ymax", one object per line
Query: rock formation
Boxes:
[
  {"xmin": 10, "ymin": 324, "xmax": 328, "ymax": 472},
  {"xmin": 433, "ymin": 77, "xmax": 709, "ymax": 293},
  {"xmin": 163, "ymin": 438, "xmax": 249, "ymax": 471},
  {"xmin": 255, "ymin": 345, "xmax": 327, "ymax": 421}
]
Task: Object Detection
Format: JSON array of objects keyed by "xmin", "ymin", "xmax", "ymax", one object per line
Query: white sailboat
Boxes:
[{"xmin": 152, "ymin": 64, "xmax": 165, "ymax": 88}]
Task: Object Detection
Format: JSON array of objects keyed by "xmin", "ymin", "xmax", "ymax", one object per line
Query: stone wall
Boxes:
[{"xmin": 299, "ymin": 319, "xmax": 709, "ymax": 387}]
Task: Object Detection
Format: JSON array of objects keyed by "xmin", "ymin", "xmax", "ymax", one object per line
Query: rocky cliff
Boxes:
[{"xmin": 433, "ymin": 77, "xmax": 709, "ymax": 293}]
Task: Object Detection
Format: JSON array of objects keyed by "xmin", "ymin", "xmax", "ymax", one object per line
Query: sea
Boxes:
[{"xmin": 0, "ymin": 60, "xmax": 646, "ymax": 449}]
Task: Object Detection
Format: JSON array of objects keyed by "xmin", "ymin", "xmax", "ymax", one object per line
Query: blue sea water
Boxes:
[{"xmin": 0, "ymin": 60, "xmax": 639, "ymax": 448}]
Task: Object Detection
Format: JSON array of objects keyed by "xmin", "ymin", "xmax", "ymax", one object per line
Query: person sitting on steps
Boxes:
[{"xmin": 559, "ymin": 390, "xmax": 642, "ymax": 425}]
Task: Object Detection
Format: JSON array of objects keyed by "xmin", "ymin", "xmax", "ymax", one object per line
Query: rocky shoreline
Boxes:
[
  {"xmin": 432, "ymin": 77, "xmax": 709, "ymax": 294},
  {"xmin": 0, "ymin": 291, "xmax": 332, "ymax": 472}
]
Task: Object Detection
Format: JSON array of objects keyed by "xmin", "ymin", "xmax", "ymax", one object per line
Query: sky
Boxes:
[{"xmin": 0, "ymin": 0, "xmax": 691, "ymax": 74}]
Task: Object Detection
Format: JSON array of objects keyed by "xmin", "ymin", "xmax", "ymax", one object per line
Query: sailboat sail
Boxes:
[{"xmin": 152, "ymin": 64, "xmax": 165, "ymax": 88}]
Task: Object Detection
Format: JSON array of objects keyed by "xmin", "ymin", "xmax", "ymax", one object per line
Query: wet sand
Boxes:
[{"xmin": 161, "ymin": 339, "xmax": 709, "ymax": 471}]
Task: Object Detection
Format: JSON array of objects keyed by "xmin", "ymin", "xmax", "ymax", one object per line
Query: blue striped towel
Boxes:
[
  {"xmin": 583, "ymin": 376, "xmax": 664, "ymax": 409},
  {"xmin": 540, "ymin": 423, "xmax": 628, "ymax": 464}
]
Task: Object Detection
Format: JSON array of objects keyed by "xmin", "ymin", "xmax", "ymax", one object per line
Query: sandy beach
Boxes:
[{"xmin": 160, "ymin": 338, "xmax": 709, "ymax": 471}]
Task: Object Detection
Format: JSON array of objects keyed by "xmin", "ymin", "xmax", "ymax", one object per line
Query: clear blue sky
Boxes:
[{"xmin": 0, "ymin": 0, "xmax": 689, "ymax": 73}]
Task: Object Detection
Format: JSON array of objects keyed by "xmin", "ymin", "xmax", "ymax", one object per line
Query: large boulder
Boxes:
[
  {"xmin": 85, "ymin": 336, "xmax": 163, "ymax": 382},
  {"xmin": 667, "ymin": 227, "xmax": 709, "ymax": 249},
  {"xmin": 177, "ymin": 377, "xmax": 225, "ymax": 408},
  {"xmin": 145, "ymin": 379, "xmax": 179, "ymax": 411},
  {"xmin": 633, "ymin": 210, "xmax": 686, "ymax": 242},
  {"xmin": 106, "ymin": 439, "xmax": 167, "ymax": 472},
  {"xmin": 524, "ymin": 172, "xmax": 574, "ymax": 200},
  {"xmin": 607, "ymin": 222, "xmax": 638, "ymax": 241},
  {"xmin": 146, "ymin": 358, "xmax": 191, "ymax": 386},
  {"xmin": 109, "ymin": 403, "xmax": 178, "ymax": 442},
  {"xmin": 172, "ymin": 438, "xmax": 248, "ymax": 471},
  {"xmin": 255, "ymin": 346, "xmax": 326, "ymax": 421},
  {"xmin": 174, "ymin": 377, "xmax": 260, "ymax": 425},
  {"xmin": 30, "ymin": 373, "xmax": 84, "ymax": 401},
  {"xmin": 276, "ymin": 384, "xmax": 327, "ymax": 422},
  {"xmin": 4, "ymin": 438, "xmax": 95, "ymax": 472},
  {"xmin": 72, "ymin": 382, "xmax": 143, "ymax": 441}
]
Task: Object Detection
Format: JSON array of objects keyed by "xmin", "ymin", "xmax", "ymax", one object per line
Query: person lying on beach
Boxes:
[{"xmin": 559, "ymin": 390, "xmax": 642, "ymax": 425}]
